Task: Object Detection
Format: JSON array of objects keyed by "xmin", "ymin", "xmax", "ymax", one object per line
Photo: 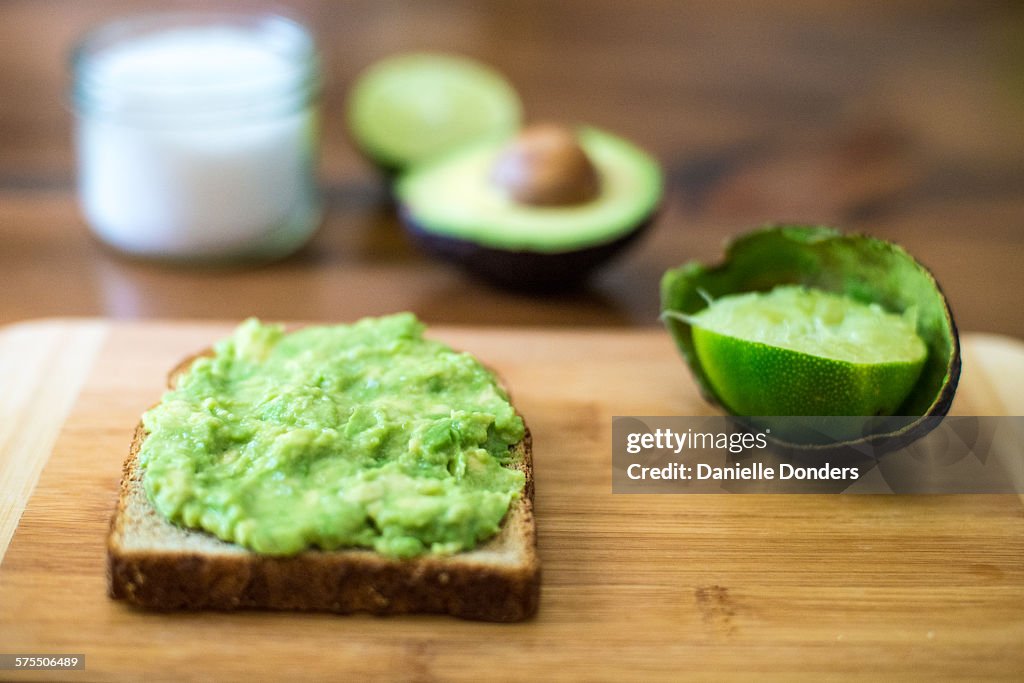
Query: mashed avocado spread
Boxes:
[{"xmin": 139, "ymin": 313, "xmax": 526, "ymax": 558}]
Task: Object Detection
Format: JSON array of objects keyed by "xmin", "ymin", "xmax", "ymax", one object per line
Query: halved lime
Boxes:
[
  {"xmin": 672, "ymin": 285, "xmax": 927, "ymax": 417},
  {"xmin": 347, "ymin": 52, "xmax": 522, "ymax": 172}
]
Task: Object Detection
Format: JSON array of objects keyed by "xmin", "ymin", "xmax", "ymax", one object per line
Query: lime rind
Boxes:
[{"xmin": 690, "ymin": 326, "xmax": 926, "ymax": 416}]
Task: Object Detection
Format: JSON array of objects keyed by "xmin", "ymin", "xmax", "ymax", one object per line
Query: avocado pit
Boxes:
[{"xmin": 490, "ymin": 124, "xmax": 600, "ymax": 206}]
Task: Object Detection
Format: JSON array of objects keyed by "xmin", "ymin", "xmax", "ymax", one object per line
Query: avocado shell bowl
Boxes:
[
  {"xmin": 396, "ymin": 124, "xmax": 663, "ymax": 291},
  {"xmin": 660, "ymin": 224, "xmax": 961, "ymax": 454}
]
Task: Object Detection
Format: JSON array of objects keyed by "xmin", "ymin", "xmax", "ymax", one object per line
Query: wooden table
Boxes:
[
  {"xmin": 1, "ymin": 2, "xmax": 1023, "ymax": 680},
  {"xmin": 1, "ymin": 1, "xmax": 1022, "ymax": 334}
]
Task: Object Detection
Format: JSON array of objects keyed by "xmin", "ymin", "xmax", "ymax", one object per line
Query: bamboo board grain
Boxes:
[{"xmin": 0, "ymin": 319, "xmax": 1022, "ymax": 681}]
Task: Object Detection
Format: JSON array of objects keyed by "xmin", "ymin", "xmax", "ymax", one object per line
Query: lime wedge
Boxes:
[{"xmin": 672, "ymin": 285, "xmax": 927, "ymax": 417}]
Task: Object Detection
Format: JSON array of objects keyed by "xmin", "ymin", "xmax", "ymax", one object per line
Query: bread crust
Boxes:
[{"xmin": 107, "ymin": 347, "xmax": 540, "ymax": 622}]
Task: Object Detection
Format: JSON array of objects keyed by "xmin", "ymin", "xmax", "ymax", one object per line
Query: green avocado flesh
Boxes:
[
  {"xmin": 348, "ymin": 53, "xmax": 522, "ymax": 171},
  {"xmin": 396, "ymin": 127, "xmax": 663, "ymax": 252},
  {"xmin": 139, "ymin": 314, "xmax": 526, "ymax": 558}
]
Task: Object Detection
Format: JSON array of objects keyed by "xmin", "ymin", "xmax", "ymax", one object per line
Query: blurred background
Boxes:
[{"xmin": 2, "ymin": 0, "xmax": 1022, "ymax": 334}]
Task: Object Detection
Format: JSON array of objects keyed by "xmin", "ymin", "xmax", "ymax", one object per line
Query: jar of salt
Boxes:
[{"xmin": 70, "ymin": 12, "xmax": 322, "ymax": 263}]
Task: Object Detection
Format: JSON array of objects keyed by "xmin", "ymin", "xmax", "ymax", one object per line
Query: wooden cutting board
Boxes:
[{"xmin": 1, "ymin": 320, "xmax": 1022, "ymax": 681}]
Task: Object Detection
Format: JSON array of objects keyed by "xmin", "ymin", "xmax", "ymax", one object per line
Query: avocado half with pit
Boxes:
[
  {"xmin": 396, "ymin": 124, "xmax": 663, "ymax": 289},
  {"xmin": 660, "ymin": 225, "xmax": 961, "ymax": 453},
  {"xmin": 348, "ymin": 52, "xmax": 522, "ymax": 173}
]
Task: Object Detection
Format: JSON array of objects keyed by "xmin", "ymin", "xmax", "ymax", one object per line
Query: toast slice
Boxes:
[{"xmin": 107, "ymin": 348, "xmax": 540, "ymax": 622}]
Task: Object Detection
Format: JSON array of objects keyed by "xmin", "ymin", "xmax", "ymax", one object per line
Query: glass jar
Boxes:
[{"xmin": 70, "ymin": 12, "xmax": 322, "ymax": 263}]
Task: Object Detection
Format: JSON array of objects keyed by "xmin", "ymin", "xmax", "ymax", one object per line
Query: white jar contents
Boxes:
[{"xmin": 72, "ymin": 14, "xmax": 321, "ymax": 262}]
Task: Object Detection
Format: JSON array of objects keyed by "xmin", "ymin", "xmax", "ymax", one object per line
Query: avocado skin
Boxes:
[
  {"xmin": 660, "ymin": 224, "xmax": 962, "ymax": 456},
  {"xmin": 403, "ymin": 208, "xmax": 655, "ymax": 291}
]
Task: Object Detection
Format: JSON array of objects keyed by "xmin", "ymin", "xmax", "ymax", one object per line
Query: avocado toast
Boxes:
[{"xmin": 107, "ymin": 315, "xmax": 540, "ymax": 622}]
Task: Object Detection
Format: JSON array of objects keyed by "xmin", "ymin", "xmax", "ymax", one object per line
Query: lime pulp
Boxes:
[{"xmin": 667, "ymin": 285, "xmax": 928, "ymax": 417}]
